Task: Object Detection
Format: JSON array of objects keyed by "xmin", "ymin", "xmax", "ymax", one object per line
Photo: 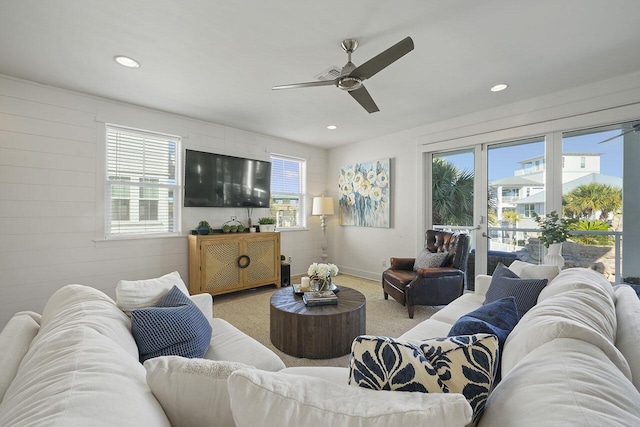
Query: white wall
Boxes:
[
  {"xmin": 0, "ymin": 75, "xmax": 328, "ymax": 329},
  {"xmin": 328, "ymin": 71, "xmax": 640, "ymax": 281}
]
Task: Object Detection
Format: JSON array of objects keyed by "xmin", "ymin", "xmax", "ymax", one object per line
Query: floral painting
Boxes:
[{"xmin": 338, "ymin": 158, "xmax": 390, "ymax": 228}]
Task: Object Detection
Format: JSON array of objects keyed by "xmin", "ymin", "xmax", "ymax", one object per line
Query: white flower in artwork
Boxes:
[
  {"xmin": 367, "ymin": 170, "xmax": 377, "ymax": 183},
  {"xmin": 345, "ymin": 168, "xmax": 355, "ymax": 183},
  {"xmin": 338, "ymin": 173, "xmax": 345, "ymax": 187},
  {"xmin": 370, "ymin": 186, "xmax": 383, "ymax": 201},
  {"xmin": 376, "ymin": 171, "xmax": 388, "ymax": 188},
  {"xmin": 341, "ymin": 183, "xmax": 353, "ymax": 196},
  {"xmin": 346, "ymin": 193, "xmax": 356, "ymax": 205},
  {"xmin": 358, "ymin": 179, "xmax": 372, "ymax": 197},
  {"xmin": 352, "ymin": 172, "xmax": 364, "ymax": 191}
]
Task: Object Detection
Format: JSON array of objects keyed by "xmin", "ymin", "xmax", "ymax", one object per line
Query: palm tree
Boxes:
[
  {"xmin": 563, "ymin": 183, "xmax": 622, "ymax": 221},
  {"xmin": 432, "ymin": 158, "xmax": 474, "ymax": 226}
]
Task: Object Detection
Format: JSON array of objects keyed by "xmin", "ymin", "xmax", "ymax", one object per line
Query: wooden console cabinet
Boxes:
[{"xmin": 188, "ymin": 232, "xmax": 281, "ymax": 296}]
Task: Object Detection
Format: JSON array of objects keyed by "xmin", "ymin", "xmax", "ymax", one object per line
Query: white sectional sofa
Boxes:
[
  {"xmin": 1, "ymin": 265, "xmax": 640, "ymax": 426},
  {"xmin": 253, "ymin": 264, "xmax": 640, "ymax": 426},
  {"xmin": 0, "ymin": 279, "xmax": 284, "ymax": 427}
]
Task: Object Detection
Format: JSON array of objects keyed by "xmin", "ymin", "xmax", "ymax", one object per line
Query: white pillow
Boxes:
[
  {"xmin": 116, "ymin": 271, "xmax": 190, "ymax": 315},
  {"xmin": 227, "ymin": 369, "xmax": 472, "ymax": 427},
  {"xmin": 0, "ymin": 312, "xmax": 41, "ymax": 402},
  {"xmin": 507, "ymin": 260, "xmax": 560, "ymax": 282},
  {"xmin": 145, "ymin": 356, "xmax": 253, "ymax": 427}
]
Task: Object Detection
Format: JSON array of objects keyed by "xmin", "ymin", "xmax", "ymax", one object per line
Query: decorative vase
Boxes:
[
  {"xmin": 310, "ymin": 275, "xmax": 331, "ymax": 291},
  {"xmin": 544, "ymin": 242, "xmax": 565, "ymax": 269}
]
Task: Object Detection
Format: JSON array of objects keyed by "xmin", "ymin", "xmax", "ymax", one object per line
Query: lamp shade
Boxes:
[{"xmin": 312, "ymin": 196, "xmax": 334, "ymax": 216}]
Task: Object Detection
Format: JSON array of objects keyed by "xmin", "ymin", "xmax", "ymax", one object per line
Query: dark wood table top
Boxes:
[{"xmin": 270, "ymin": 285, "xmax": 366, "ymax": 316}]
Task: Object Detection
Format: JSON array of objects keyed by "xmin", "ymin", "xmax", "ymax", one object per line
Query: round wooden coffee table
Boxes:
[{"xmin": 270, "ymin": 286, "xmax": 366, "ymax": 359}]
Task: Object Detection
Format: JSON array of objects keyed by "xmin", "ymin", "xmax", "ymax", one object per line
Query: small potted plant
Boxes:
[
  {"xmin": 258, "ymin": 217, "xmax": 276, "ymax": 232},
  {"xmin": 237, "ymin": 224, "xmax": 245, "ymax": 233},
  {"xmin": 229, "ymin": 225, "xmax": 238, "ymax": 233},
  {"xmin": 532, "ymin": 210, "xmax": 577, "ymax": 268},
  {"xmin": 222, "ymin": 224, "xmax": 231, "ymax": 233},
  {"xmin": 196, "ymin": 220, "xmax": 211, "ymax": 235}
]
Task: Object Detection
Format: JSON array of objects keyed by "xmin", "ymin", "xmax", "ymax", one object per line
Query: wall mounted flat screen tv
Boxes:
[{"xmin": 184, "ymin": 149, "xmax": 271, "ymax": 207}]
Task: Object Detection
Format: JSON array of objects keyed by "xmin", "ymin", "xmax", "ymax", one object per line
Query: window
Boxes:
[
  {"xmin": 580, "ymin": 156, "xmax": 586, "ymax": 168},
  {"xmin": 523, "ymin": 204, "xmax": 535, "ymax": 218},
  {"xmin": 106, "ymin": 125, "xmax": 180, "ymax": 237},
  {"xmin": 270, "ymin": 155, "xmax": 306, "ymax": 229}
]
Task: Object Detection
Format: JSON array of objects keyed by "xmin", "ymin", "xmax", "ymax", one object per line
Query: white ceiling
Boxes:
[{"xmin": 2, "ymin": 1, "xmax": 640, "ymax": 148}]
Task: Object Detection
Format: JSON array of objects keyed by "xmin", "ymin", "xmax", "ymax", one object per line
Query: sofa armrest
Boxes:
[
  {"xmin": 390, "ymin": 257, "xmax": 416, "ymax": 270},
  {"xmin": 190, "ymin": 293, "xmax": 213, "ymax": 319},
  {"xmin": 474, "ymin": 275, "xmax": 492, "ymax": 297}
]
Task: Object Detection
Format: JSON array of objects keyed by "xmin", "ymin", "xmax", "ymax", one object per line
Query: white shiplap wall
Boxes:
[{"xmin": 0, "ymin": 75, "xmax": 328, "ymax": 329}]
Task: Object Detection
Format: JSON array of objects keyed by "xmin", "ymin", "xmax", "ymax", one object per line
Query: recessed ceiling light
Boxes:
[
  {"xmin": 327, "ymin": 125, "xmax": 337, "ymax": 130},
  {"xmin": 114, "ymin": 55, "xmax": 140, "ymax": 68},
  {"xmin": 490, "ymin": 83, "xmax": 508, "ymax": 92}
]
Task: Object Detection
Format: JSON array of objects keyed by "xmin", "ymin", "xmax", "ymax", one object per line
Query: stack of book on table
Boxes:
[{"xmin": 303, "ymin": 290, "xmax": 338, "ymax": 306}]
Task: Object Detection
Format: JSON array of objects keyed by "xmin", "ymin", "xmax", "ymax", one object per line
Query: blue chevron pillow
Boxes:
[
  {"xmin": 131, "ymin": 286, "xmax": 212, "ymax": 363},
  {"xmin": 349, "ymin": 334, "xmax": 498, "ymax": 424}
]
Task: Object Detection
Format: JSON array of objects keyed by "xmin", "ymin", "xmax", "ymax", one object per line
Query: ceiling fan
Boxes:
[
  {"xmin": 272, "ymin": 36, "xmax": 414, "ymax": 113},
  {"xmin": 598, "ymin": 123, "xmax": 640, "ymax": 144}
]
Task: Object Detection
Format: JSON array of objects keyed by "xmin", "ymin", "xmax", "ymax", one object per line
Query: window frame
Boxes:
[
  {"xmin": 104, "ymin": 124, "xmax": 181, "ymax": 239},
  {"xmin": 269, "ymin": 154, "xmax": 307, "ymax": 230}
]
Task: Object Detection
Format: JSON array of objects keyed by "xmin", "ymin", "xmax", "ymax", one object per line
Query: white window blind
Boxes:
[
  {"xmin": 270, "ymin": 155, "xmax": 306, "ymax": 229},
  {"xmin": 106, "ymin": 125, "xmax": 180, "ymax": 237}
]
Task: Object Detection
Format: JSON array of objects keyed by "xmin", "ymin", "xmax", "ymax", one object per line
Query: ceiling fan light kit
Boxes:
[{"xmin": 272, "ymin": 36, "xmax": 414, "ymax": 113}]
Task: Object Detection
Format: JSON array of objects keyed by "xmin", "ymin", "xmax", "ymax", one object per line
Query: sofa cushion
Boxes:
[
  {"xmin": 414, "ymin": 250, "xmax": 448, "ymax": 271},
  {"xmin": 0, "ymin": 312, "xmax": 40, "ymax": 402},
  {"xmin": 349, "ymin": 334, "xmax": 498, "ymax": 423},
  {"xmin": 502, "ymin": 287, "xmax": 630, "ymax": 380},
  {"xmin": 145, "ymin": 356, "xmax": 253, "ymax": 427},
  {"xmin": 430, "ymin": 292, "xmax": 485, "ymax": 325},
  {"xmin": 614, "ymin": 285, "xmax": 640, "ymax": 392},
  {"xmin": 537, "ymin": 267, "xmax": 614, "ymax": 303},
  {"xmin": 484, "ymin": 263, "xmax": 547, "ymax": 318},
  {"xmin": 116, "ymin": 271, "xmax": 190, "ymax": 316},
  {"xmin": 0, "ymin": 285, "xmax": 170, "ymax": 426},
  {"xmin": 478, "ymin": 338, "xmax": 640, "ymax": 427},
  {"xmin": 131, "ymin": 286, "xmax": 212, "ymax": 363},
  {"xmin": 205, "ymin": 318, "xmax": 285, "ymax": 372},
  {"xmin": 227, "ymin": 368, "xmax": 473, "ymax": 427}
]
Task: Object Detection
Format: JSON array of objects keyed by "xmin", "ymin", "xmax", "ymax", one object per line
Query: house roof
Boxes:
[{"xmin": 513, "ymin": 173, "xmax": 623, "ymax": 204}]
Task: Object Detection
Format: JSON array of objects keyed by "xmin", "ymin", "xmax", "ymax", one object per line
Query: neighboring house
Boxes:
[{"xmin": 490, "ymin": 153, "xmax": 622, "ymax": 246}]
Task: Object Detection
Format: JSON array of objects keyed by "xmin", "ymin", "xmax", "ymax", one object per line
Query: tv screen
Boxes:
[{"xmin": 184, "ymin": 150, "xmax": 271, "ymax": 207}]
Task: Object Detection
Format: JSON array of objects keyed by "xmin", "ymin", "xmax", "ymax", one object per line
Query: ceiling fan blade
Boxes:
[
  {"xmin": 349, "ymin": 85, "xmax": 379, "ymax": 113},
  {"xmin": 350, "ymin": 36, "xmax": 414, "ymax": 80},
  {"xmin": 272, "ymin": 80, "xmax": 336, "ymax": 90}
]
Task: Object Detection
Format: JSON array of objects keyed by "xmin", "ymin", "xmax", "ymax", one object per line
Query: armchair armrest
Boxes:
[
  {"xmin": 190, "ymin": 293, "xmax": 213, "ymax": 319},
  {"xmin": 389, "ymin": 257, "xmax": 416, "ymax": 270},
  {"xmin": 415, "ymin": 267, "xmax": 463, "ymax": 278},
  {"xmin": 474, "ymin": 275, "xmax": 492, "ymax": 297}
]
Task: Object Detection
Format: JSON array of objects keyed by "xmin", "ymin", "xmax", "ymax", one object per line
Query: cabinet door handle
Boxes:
[{"xmin": 237, "ymin": 255, "xmax": 251, "ymax": 269}]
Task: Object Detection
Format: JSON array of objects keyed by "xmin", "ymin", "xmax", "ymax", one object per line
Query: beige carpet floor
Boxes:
[{"xmin": 212, "ymin": 274, "xmax": 440, "ymax": 368}]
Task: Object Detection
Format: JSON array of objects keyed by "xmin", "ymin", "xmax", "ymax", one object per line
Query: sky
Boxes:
[{"xmin": 437, "ymin": 128, "xmax": 624, "ymax": 182}]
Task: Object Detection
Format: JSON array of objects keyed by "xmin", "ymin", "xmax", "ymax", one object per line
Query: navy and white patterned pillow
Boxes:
[
  {"xmin": 484, "ymin": 263, "xmax": 548, "ymax": 318},
  {"xmin": 131, "ymin": 286, "xmax": 212, "ymax": 363},
  {"xmin": 349, "ymin": 334, "xmax": 498, "ymax": 424},
  {"xmin": 413, "ymin": 250, "xmax": 448, "ymax": 271}
]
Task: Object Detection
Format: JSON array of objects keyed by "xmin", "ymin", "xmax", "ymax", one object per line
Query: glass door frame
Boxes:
[{"xmin": 421, "ymin": 144, "xmax": 488, "ymax": 277}]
